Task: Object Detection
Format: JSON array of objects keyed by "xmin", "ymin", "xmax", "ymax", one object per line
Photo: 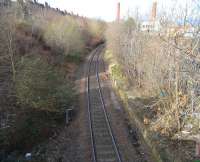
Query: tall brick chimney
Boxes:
[
  {"xmin": 151, "ymin": 1, "xmax": 157, "ymax": 21},
  {"xmin": 116, "ymin": 2, "xmax": 120, "ymax": 22}
]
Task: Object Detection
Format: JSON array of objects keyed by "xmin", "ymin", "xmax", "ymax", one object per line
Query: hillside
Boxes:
[{"xmin": 0, "ymin": 1, "xmax": 105, "ymax": 161}]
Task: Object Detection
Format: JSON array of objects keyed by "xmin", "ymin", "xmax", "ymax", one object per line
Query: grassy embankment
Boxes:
[{"xmin": 0, "ymin": 3, "xmax": 105, "ymax": 161}]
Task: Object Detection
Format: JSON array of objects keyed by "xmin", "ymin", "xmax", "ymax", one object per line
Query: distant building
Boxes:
[
  {"xmin": 140, "ymin": 1, "xmax": 161, "ymax": 32},
  {"xmin": 166, "ymin": 25, "xmax": 196, "ymax": 38},
  {"xmin": 151, "ymin": 1, "xmax": 157, "ymax": 21},
  {"xmin": 116, "ymin": 2, "xmax": 120, "ymax": 22},
  {"xmin": 141, "ymin": 21, "xmax": 161, "ymax": 32}
]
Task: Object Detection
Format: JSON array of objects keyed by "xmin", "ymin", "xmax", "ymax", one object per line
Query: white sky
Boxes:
[
  {"xmin": 37, "ymin": 0, "xmax": 197, "ymax": 22},
  {"xmin": 36, "ymin": 0, "xmax": 157, "ymax": 21}
]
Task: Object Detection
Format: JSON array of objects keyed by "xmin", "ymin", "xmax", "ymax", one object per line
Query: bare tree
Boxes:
[{"xmin": 106, "ymin": 0, "xmax": 200, "ymax": 137}]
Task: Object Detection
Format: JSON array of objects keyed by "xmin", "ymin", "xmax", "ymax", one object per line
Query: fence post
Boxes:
[
  {"xmin": 66, "ymin": 109, "xmax": 69, "ymax": 125},
  {"xmin": 196, "ymin": 141, "xmax": 200, "ymax": 158}
]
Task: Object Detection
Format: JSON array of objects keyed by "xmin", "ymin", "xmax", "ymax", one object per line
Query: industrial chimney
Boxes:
[
  {"xmin": 151, "ymin": 1, "xmax": 157, "ymax": 21},
  {"xmin": 116, "ymin": 2, "xmax": 120, "ymax": 22}
]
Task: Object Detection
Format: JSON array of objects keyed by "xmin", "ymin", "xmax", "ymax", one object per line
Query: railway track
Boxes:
[{"xmin": 87, "ymin": 45, "xmax": 122, "ymax": 162}]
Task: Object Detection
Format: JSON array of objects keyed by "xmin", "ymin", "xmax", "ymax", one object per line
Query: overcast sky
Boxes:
[{"xmin": 36, "ymin": 0, "xmax": 198, "ymax": 22}]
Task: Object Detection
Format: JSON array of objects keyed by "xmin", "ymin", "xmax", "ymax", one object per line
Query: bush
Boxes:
[
  {"xmin": 0, "ymin": 109, "xmax": 63, "ymax": 160},
  {"xmin": 66, "ymin": 51, "xmax": 83, "ymax": 64},
  {"xmin": 87, "ymin": 19, "xmax": 106, "ymax": 41},
  {"xmin": 44, "ymin": 16, "xmax": 84, "ymax": 56},
  {"xmin": 16, "ymin": 20, "xmax": 32, "ymax": 34},
  {"xmin": 15, "ymin": 56, "xmax": 75, "ymax": 112}
]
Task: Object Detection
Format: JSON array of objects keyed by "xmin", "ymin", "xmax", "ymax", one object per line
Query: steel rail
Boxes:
[
  {"xmin": 87, "ymin": 45, "xmax": 122, "ymax": 162},
  {"xmin": 96, "ymin": 52, "xmax": 122, "ymax": 162},
  {"xmin": 87, "ymin": 47, "xmax": 99, "ymax": 162}
]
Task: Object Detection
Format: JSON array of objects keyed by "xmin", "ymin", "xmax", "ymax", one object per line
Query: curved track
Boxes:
[{"xmin": 87, "ymin": 45, "xmax": 122, "ymax": 162}]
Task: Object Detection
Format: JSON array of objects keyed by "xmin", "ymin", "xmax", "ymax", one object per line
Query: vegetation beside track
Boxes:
[
  {"xmin": 105, "ymin": 17, "xmax": 198, "ymax": 161},
  {"xmin": 0, "ymin": 1, "xmax": 105, "ymax": 161}
]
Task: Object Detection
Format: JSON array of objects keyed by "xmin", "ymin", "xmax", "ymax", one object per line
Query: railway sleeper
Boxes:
[
  {"xmin": 97, "ymin": 153, "xmax": 117, "ymax": 160},
  {"xmin": 96, "ymin": 144, "xmax": 114, "ymax": 151},
  {"xmin": 95, "ymin": 137, "xmax": 113, "ymax": 145},
  {"xmin": 92, "ymin": 121, "xmax": 108, "ymax": 127},
  {"xmin": 97, "ymin": 157, "xmax": 116, "ymax": 162},
  {"xmin": 94, "ymin": 132, "xmax": 110, "ymax": 138}
]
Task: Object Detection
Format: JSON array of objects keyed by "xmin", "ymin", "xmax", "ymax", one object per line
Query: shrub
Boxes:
[
  {"xmin": 87, "ymin": 19, "xmax": 106, "ymax": 41},
  {"xmin": 66, "ymin": 51, "xmax": 83, "ymax": 64},
  {"xmin": 106, "ymin": 13, "xmax": 200, "ymax": 138},
  {"xmin": 15, "ymin": 56, "xmax": 75, "ymax": 112},
  {"xmin": 44, "ymin": 16, "xmax": 84, "ymax": 56}
]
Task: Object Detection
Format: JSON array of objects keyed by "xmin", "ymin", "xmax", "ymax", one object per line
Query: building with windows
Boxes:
[
  {"xmin": 140, "ymin": 1, "xmax": 161, "ymax": 32},
  {"xmin": 141, "ymin": 20, "xmax": 161, "ymax": 32}
]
